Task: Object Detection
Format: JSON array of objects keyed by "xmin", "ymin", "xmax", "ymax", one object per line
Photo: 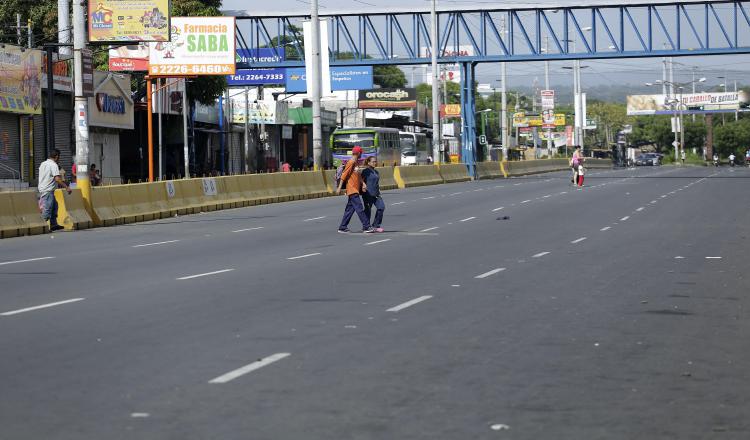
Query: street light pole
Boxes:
[
  {"xmin": 310, "ymin": 0, "xmax": 323, "ymax": 170},
  {"xmin": 72, "ymin": 0, "xmax": 90, "ymax": 204},
  {"xmin": 431, "ymin": 0, "xmax": 441, "ymax": 164}
]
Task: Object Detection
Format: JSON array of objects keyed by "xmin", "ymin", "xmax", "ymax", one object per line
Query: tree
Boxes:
[{"xmin": 373, "ymin": 65, "xmax": 406, "ymax": 88}]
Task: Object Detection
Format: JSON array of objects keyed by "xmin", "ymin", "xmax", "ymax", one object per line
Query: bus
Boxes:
[
  {"xmin": 330, "ymin": 127, "xmax": 401, "ymax": 167},
  {"xmin": 399, "ymin": 131, "xmax": 431, "ymax": 165}
]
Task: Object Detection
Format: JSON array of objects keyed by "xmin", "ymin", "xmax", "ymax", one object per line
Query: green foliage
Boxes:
[
  {"xmin": 713, "ymin": 118, "xmax": 750, "ymax": 157},
  {"xmin": 373, "ymin": 65, "xmax": 406, "ymax": 88},
  {"xmin": 415, "ymin": 82, "xmax": 460, "ymax": 107},
  {"xmin": 0, "ymin": 0, "xmax": 58, "ymax": 46}
]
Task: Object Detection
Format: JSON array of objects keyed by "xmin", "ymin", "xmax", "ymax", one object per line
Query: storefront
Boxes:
[{"xmin": 87, "ymin": 71, "xmax": 134, "ymax": 185}]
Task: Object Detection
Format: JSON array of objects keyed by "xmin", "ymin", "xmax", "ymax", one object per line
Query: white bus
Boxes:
[{"xmin": 399, "ymin": 131, "xmax": 430, "ymax": 165}]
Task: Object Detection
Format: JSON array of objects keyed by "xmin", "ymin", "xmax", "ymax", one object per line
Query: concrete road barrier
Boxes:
[
  {"xmin": 438, "ymin": 163, "xmax": 471, "ymax": 183},
  {"xmin": 505, "ymin": 159, "xmax": 570, "ymax": 176},
  {"xmin": 323, "ymin": 169, "xmax": 338, "ymax": 194},
  {"xmin": 476, "ymin": 162, "xmax": 505, "ymax": 179},
  {"xmin": 377, "ymin": 167, "xmax": 399, "ymax": 191},
  {"xmin": 9, "ymin": 191, "xmax": 48, "ymax": 236},
  {"xmin": 54, "ymin": 188, "xmax": 94, "ymax": 230},
  {"xmin": 90, "ymin": 186, "xmax": 122, "ymax": 226},
  {"xmin": 0, "ymin": 193, "xmax": 21, "ymax": 238},
  {"xmin": 393, "ymin": 165, "xmax": 443, "ymax": 188}
]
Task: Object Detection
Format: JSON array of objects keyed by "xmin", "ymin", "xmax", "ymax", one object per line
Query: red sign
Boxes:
[
  {"xmin": 109, "ymin": 57, "xmax": 149, "ymax": 71},
  {"xmin": 440, "ymin": 104, "xmax": 461, "ymax": 118}
]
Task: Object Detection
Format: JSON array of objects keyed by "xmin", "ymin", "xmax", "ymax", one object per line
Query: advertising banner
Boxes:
[
  {"xmin": 228, "ymin": 69, "xmax": 286, "ymax": 86},
  {"xmin": 228, "ymin": 49, "xmax": 286, "ymax": 86},
  {"xmin": 0, "ymin": 46, "xmax": 42, "ymax": 115},
  {"xmin": 149, "ymin": 17, "xmax": 236, "ymax": 76},
  {"xmin": 88, "ymin": 71, "xmax": 134, "ymax": 130},
  {"xmin": 358, "ymin": 88, "xmax": 417, "ymax": 109},
  {"xmin": 285, "ymin": 66, "xmax": 373, "ymax": 93},
  {"xmin": 42, "ymin": 52, "xmax": 72, "ymax": 92},
  {"xmin": 109, "ymin": 43, "xmax": 149, "ymax": 71},
  {"xmin": 231, "ymin": 100, "xmax": 288, "ymax": 124},
  {"xmin": 626, "ymin": 92, "xmax": 748, "ymax": 115},
  {"xmin": 89, "ymin": 0, "xmax": 170, "ymax": 42},
  {"xmin": 513, "ymin": 112, "xmax": 566, "ymax": 128},
  {"xmin": 440, "ymin": 104, "xmax": 461, "ymax": 118}
]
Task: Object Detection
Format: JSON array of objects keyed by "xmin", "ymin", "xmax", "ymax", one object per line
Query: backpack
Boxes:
[{"xmin": 335, "ymin": 163, "xmax": 346, "ymax": 188}]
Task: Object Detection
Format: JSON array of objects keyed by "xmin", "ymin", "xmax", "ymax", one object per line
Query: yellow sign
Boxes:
[
  {"xmin": 512, "ymin": 112, "xmax": 566, "ymax": 128},
  {"xmin": 0, "ymin": 46, "xmax": 42, "ymax": 115},
  {"xmin": 89, "ymin": 0, "xmax": 170, "ymax": 42}
]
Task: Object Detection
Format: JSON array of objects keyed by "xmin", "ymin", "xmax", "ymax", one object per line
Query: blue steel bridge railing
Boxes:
[{"xmin": 226, "ymin": 1, "xmax": 750, "ymax": 68}]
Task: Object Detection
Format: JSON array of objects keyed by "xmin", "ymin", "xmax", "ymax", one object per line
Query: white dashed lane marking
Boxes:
[
  {"xmin": 532, "ymin": 252, "xmax": 550, "ymax": 258},
  {"xmin": 233, "ymin": 227, "xmax": 265, "ymax": 233},
  {"xmin": 492, "ymin": 207, "xmax": 504, "ymax": 212},
  {"xmin": 177, "ymin": 269, "xmax": 235, "ymax": 280},
  {"xmin": 475, "ymin": 268, "xmax": 506, "ymax": 279},
  {"xmin": 303, "ymin": 216, "xmax": 326, "ymax": 222},
  {"xmin": 132, "ymin": 240, "xmax": 180, "ymax": 248},
  {"xmin": 387, "ymin": 296, "xmax": 433, "ymax": 312},
  {"xmin": 391, "ymin": 202, "xmax": 405, "ymax": 206},
  {"xmin": 364, "ymin": 239, "xmax": 391, "ymax": 246},
  {"xmin": 620, "ymin": 216, "xmax": 630, "ymax": 221},
  {"xmin": 1, "ymin": 298, "xmax": 85, "ymax": 317},
  {"xmin": 0, "ymin": 256, "xmax": 55, "ymax": 266},
  {"xmin": 460, "ymin": 217, "xmax": 476, "ymax": 222},
  {"xmin": 636, "ymin": 207, "xmax": 644, "ymax": 212},
  {"xmin": 705, "ymin": 256, "xmax": 722, "ymax": 260},
  {"xmin": 420, "ymin": 227, "xmax": 439, "ymax": 232},
  {"xmin": 570, "ymin": 237, "xmax": 587, "ymax": 244},
  {"xmin": 521, "ymin": 200, "xmax": 531, "ymax": 204},
  {"xmin": 209, "ymin": 353, "xmax": 291, "ymax": 384},
  {"xmin": 600, "ymin": 226, "xmax": 611, "ymax": 231},
  {"xmin": 287, "ymin": 253, "xmax": 321, "ymax": 260}
]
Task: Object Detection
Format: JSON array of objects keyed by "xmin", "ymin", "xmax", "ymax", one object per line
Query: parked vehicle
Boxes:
[{"xmin": 635, "ymin": 153, "xmax": 661, "ymax": 166}]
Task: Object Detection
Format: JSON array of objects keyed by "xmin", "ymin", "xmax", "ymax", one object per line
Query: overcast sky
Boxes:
[{"xmin": 222, "ymin": 0, "xmax": 750, "ymax": 90}]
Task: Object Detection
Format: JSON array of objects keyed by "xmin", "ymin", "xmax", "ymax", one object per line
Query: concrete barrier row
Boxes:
[
  {"xmin": 393, "ymin": 165, "xmax": 444, "ymax": 188},
  {"xmin": 477, "ymin": 162, "xmax": 506, "ymax": 180}
]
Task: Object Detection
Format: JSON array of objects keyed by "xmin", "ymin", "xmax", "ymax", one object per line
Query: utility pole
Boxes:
[
  {"xmin": 244, "ymin": 86, "xmax": 250, "ymax": 172},
  {"xmin": 691, "ymin": 68, "xmax": 696, "ymax": 123},
  {"xmin": 310, "ymin": 0, "xmax": 323, "ymax": 169},
  {"xmin": 500, "ymin": 63, "xmax": 507, "ymax": 160},
  {"xmin": 17, "ymin": 14, "xmax": 22, "ymax": 46},
  {"xmin": 544, "ymin": 36, "xmax": 552, "ymax": 156},
  {"xmin": 58, "ymin": 0, "xmax": 71, "ymax": 57},
  {"xmin": 72, "ymin": 0, "xmax": 90, "ymax": 204},
  {"xmin": 431, "ymin": 0, "xmax": 440, "ymax": 164},
  {"xmin": 158, "ymin": 78, "xmax": 163, "ymax": 180},
  {"xmin": 182, "ymin": 79, "xmax": 189, "ymax": 178}
]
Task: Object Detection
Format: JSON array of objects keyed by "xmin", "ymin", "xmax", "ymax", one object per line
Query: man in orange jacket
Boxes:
[{"xmin": 336, "ymin": 146, "xmax": 374, "ymax": 233}]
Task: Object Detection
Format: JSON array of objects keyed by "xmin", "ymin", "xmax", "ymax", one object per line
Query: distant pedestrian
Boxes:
[
  {"xmin": 38, "ymin": 148, "xmax": 71, "ymax": 232},
  {"xmin": 281, "ymin": 161, "xmax": 291, "ymax": 172},
  {"xmin": 336, "ymin": 146, "xmax": 373, "ymax": 233},
  {"xmin": 89, "ymin": 163, "xmax": 102, "ymax": 186},
  {"xmin": 570, "ymin": 146, "xmax": 583, "ymax": 185},
  {"xmin": 361, "ymin": 156, "xmax": 385, "ymax": 233},
  {"xmin": 681, "ymin": 149, "xmax": 686, "ymax": 165}
]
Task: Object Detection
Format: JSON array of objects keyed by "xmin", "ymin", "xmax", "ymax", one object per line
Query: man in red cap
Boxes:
[{"xmin": 336, "ymin": 146, "xmax": 374, "ymax": 233}]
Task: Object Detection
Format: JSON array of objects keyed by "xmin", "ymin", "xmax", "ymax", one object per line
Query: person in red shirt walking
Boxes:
[{"xmin": 336, "ymin": 146, "xmax": 374, "ymax": 233}]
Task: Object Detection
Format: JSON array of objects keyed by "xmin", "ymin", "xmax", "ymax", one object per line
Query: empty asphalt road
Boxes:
[{"xmin": 1, "ymin": 165, "xmax": 748, "ymax": 439}]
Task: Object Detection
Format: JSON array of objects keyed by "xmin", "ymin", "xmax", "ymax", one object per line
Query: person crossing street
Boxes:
[{"xmin": 336, "ymin": 146, "xmax": 374, "ymax": 233}]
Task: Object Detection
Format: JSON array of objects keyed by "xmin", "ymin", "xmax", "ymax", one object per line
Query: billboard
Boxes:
[
  {"xmin": 109, "ymin": 43, "xmax": 149, "ymax": 71},
  {"xmin": 228, "ymin": 49, "xmax": 286, "ymax": 86},
  {"xmin": 285, "ymin": 66, "xmax": 373, "ymax": 93},
  {"xmin": 541, "ymin": 90, "xmax": 555, "ymax": 111},
  {"xmin": 0, "ymin": 46, "xmax": 42, "ymax": 115},
  {"xmin": 440, "ymin": 104, "xmax": 461, "ymax": 118},
  {"xmin": 513, "ymin": 112, "xmax": 566, "ymax": 128},
  {"xmin": 626, "ymin": 92, "xmax": 748, "ymax": 115},
  {"xmin": 358, "ymin": 88, "xmax": 417, "ymax": 109},
  {"xmin": 149, "ymin": 17, "xmax": 236, "ymax": 76},
  {"xmin": 88, "ymin": 0, "xmax": 170, "ymax": 42},
  {"xmin": 231, "ymin": 100, "xmax": 288, "ymax": 124}
]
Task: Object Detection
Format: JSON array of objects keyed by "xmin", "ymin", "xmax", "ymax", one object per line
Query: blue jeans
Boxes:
[
  {"xmin": 40, "ymin": 192, "xmax": 58, "ymax": 227},
  {"xmin": 339, "ymin": 194, "xmax": 370, "ymax": 230},
  {"xmin": 363, "ymin": 194, "xmax": 385, "ymax": 228}
]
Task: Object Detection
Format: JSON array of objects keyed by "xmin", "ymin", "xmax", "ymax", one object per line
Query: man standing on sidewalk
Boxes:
[
  {"xmin": 38, "ymin": 149, "xmax": 71, "ymax": 231},
  {"xmin": 336, "ymin": 146, "xmax": 374, "ymax": 233}
]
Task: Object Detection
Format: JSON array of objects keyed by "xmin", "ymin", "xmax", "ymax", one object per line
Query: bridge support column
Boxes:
[{"xmin": 460, "ymin": 62, "xmax": 477, "ymax": 179}]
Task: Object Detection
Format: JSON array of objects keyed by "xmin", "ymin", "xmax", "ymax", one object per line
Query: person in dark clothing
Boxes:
[{"xmin": 361, "ymin": 156, "xmax": 385, "ymax": 232}]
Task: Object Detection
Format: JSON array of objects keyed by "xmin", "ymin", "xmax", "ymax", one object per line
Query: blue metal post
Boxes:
[{"xmin": 460, "ymin": 62, "xmax": 476, "ymax": 179}]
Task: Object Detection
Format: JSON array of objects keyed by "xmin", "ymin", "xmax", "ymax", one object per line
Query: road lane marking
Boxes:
[
  {"xmin": 532, "ymin": 252, "xmax": 550, "ymax": 258},
  {"xmin": 460, "ymin": 217, "xmax": 476, "ymax": 222},
  {"xmin": 650, "ymin": 200, "xmax": 658, "ymax": 204},
  {"xmin": 475, "ymin": 268, "xmax": 506, "ymax": 279},
  {"xmin": 521, "ymin": 199, "xmax": 531, "ymax": 204},
  {"xmin": 1, "ymin": 298, "xmax": 85, "ymax": 316},
  {"xmin": 636, "ymin": 207, "xmax": 645, "ymax": 212},
  {"xmin": 177, "ymin": 269, "xmax": 235, "ymax": 280},
  {"xmin": 420, "ymin": 227, "xmax": 439, "ymax": 232},
  {"xmin": 661, "ymin": 195, "xmax": 667, "ymax": 198},
  {"xmin": 600, "ymin": 226, "xmax": 611, "ymax": 231},
  {"xmin": 303, "ymin": 216, "xmax": 326, "ymax": 222},
  {"xmin": 0, "ymin": 256, "xmax": 55, "ymax": 266},
  {"xmin": 132, "ymin": 240, "xmax": 180, "ymax": 248},
  {"xmin": 209, "ymin": 353, "xmax": 291, "ymax": 384},
  {"xmin": 543, "ymin": 195, "xmax": 551, "ymax": 198},
  {"xmin": 450, "ymin": 192, "xmax": 463, "ymax": 196},
  {"xmin": 232, "ymin": 227, "xmax": 265, "ymax": 233},
  {"xmin": 473, "ymin": 189, "xmax": 484, "ymax": 192},
  {"xmin": 287, "ymin": 253, "xmax": 321, "ymax": 260},
  {"xmin": 364, "ymin": 239, "xmax": 391, "ymax": 246},
  {"xmin": 705, "ymin": 256, "xmax": 722, "ymax": 259},
  {"xmin": 620, "ymin": 216, "xmax": 630, "ymax": 221},
  {"xmin": 391, "ymin": 202, "xmax": 405, "ymax": 206},
  {"xmin": 514, "ymin": 183, "xmax": 522, "ymax": 186},
  {"xmin": 387, "ymin": 295, "xmax": 433, "ymax": 312},
  {"xmin": 492, "ymin": 207, "xmax": 504, "ymax": 212},
  {"xmin": 675, "ymin": 256, "xmax": 685, "ymax": 259},
  {"xmin": 421, "ymin": 196, "xmax": 436, "ymax": 200},
  {"xmin": 571, "ymin": 237, "xmax": 587, "ymax": 244}
]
